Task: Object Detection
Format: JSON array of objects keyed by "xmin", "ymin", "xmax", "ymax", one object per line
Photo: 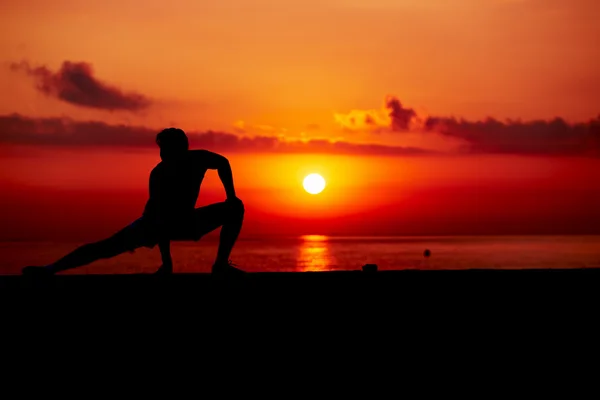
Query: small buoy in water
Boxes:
[{"xmin": 423, "ymin": 249, "xmax": 431, "ymax": 257}]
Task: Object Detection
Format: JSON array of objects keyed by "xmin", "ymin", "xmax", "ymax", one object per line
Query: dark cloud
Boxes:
[
  {"xmin": 0, "ymin": 114, "xmax": 430, "ymax": 156},
  {"xmin": 424, "ymin": 115, "xmax": 600, "ymax": 156},
  {"xmin": 385, "ymin": 96, "xmax": 416, "ymax": 131},
  {"xmin": 10, "ymin": 60, "xmax": 151, "ymax": 111},
  {"xmin": 334, "ymin": 95, "xmax": 417, "ymax": 132}
]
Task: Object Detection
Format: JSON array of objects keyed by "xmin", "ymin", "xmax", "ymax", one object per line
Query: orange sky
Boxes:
[
  {"xmin": 1, "ymin": 0, "xmax": 599, "ymax": 239},
  {"xmin": 2, "ymin": 0, "xmax": 599, "ymax": 129}
]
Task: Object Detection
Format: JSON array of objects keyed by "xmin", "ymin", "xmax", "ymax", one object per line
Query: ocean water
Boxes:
[{"xmin": 1, "ymin": 235, "xmax": 600, "ymax": 275}]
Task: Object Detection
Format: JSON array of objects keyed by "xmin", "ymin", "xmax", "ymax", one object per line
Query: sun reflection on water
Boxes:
[{"xmin": 297, "ymin": 235, "xmax": 335, "ymax": 271}]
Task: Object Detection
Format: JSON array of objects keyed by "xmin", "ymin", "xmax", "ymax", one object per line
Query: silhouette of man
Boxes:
[{"xmin": 22, "ymin": 128, "xmax": 245, "ymax": 276}]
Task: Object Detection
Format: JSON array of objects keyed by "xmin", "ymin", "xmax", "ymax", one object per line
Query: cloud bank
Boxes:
[
  {"xmin": 0, "ymin": 114, "xmax": 429, "ymax": 156},
  {"xmin": 425, "ymin": 115, "xmax": 600, "ymax": 156}
]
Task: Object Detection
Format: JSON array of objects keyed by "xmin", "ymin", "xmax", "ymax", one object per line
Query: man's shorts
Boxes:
[{"xmin": 109, "ymin": 200, "xmax": 244, "ymax": 252}]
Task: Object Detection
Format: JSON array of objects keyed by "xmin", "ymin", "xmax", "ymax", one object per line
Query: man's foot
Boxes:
[
  {"xmin": 154, "ymin": 264, "xmax": 173, "ymax": 275},
  {"xmin": 22, "ymin": 266, "xmax": 54, "ymax": 278},
  {"xmin": 211, "ymin": 260, "xmax": 246, "ymax": 276}
]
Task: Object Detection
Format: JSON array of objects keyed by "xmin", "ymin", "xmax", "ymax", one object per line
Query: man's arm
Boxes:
[{"xmin": 193, "ymin": 150, "xmax": 237, "ymax": 199}]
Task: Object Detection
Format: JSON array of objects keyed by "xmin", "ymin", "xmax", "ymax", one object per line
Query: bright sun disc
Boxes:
[{"xmin": 303, "ymin": 173, "xmax": 326, "ymax": 194}]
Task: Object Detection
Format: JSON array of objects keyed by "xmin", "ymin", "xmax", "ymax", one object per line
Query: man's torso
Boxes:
[{"xmin": 143, "ymin": 151, "xmax": 207, "ymax": 224}]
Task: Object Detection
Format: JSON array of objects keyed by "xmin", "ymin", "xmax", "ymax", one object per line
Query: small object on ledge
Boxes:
[{"xmin": 362, "ymin": 264, "xmax": 378, "ymax": 273}]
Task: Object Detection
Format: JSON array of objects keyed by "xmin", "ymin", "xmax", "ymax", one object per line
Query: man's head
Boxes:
[{"xmin": 156, "ymin": 128, "xmax": 189, "ymax": 161}]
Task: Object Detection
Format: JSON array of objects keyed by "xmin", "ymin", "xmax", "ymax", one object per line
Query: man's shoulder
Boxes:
[
  {"xmin": 188, "ymin": 149, "xmax": 209, "ymax": 158},
  {"xmin": 152, "ymin": 161, "xmax": 164, "ymax": 170},
  {"xmin": 187, "ymin": 149, "xmax": 212, "ymax": 165},
  {"xmin": 150, "ymin": 161, "xmax": 164, "ymax": 176}
]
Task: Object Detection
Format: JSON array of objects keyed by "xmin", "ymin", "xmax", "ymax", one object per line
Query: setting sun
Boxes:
[{"xmin": 303, "ymin": 173, "xmax": 326, "ymax": 195}]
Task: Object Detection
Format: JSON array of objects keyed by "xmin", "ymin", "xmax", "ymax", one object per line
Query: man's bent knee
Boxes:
[
  {"xmin": 230, "ymin": 199, "xmax": 244, "ymax": 212},
  {"xmin": 226, "ymin": 199, "xmax": 245, "ymax": 219}
]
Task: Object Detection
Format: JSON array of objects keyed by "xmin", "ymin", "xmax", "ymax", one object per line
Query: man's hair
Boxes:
[{"xmin": 156, "ymin": 128, "xmax": 189, "ymax": 152}]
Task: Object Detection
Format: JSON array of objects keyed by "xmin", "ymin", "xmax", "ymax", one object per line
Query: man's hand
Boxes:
[
  {"xmin": 226, "ymin": 196, "xmax": 245, "ymax": 215},
  {"xmin": 226, "ymin": 196, "xmax": 243, "ymax": 206}
]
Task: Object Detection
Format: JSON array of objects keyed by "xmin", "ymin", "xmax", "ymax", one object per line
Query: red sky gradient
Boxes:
[{"xmin": 1, "ymin": 0, "xmax": 599, "ymax": 240}]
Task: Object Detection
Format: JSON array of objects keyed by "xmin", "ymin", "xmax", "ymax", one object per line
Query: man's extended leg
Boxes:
[
  {"xmin": 190, "ymin": 198, "xmax": 245, "ymax": 272},
  {"xmin": 22, "ymin": 219, "xmax": 152, "ymax": 275}
]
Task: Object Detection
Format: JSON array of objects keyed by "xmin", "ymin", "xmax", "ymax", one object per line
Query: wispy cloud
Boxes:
[{"xmin": 10, "ymin": 60, "xmax": 151, "ymax": 112}]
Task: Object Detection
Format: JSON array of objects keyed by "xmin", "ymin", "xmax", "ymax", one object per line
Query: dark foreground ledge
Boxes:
[
  {"xmin": 3, "ymin": 269, "xmax": 600, "ymax": 332},
  {"xmin": 3, "ymin": 268, "xmax": 600, "ymax": 297}
]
